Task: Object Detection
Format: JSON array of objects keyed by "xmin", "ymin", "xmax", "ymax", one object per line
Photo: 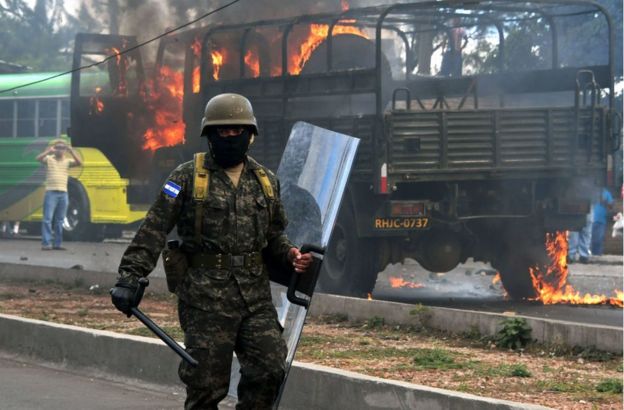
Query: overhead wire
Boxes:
[{"xmin": 0, "ymin": 0, "xmax": 241, "ymax": 94}]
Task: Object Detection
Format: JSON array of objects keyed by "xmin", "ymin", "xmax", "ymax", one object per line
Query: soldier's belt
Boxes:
[{"xmin": 189, "ymin": 252, "xmax": 262, "ymax": 269}]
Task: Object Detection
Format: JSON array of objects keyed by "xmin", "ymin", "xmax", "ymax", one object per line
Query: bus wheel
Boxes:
[
  {"xmin": 63, "ymin": 178, "xmax": 94, "ymax": 241},
  {"xmin": 319, "ymin": 203, "xmax": 378, "ymax": 296}
]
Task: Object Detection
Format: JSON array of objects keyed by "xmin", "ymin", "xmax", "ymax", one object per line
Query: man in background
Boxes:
[
  {"xmin": 591, "ymin": 187, "xmax": 614, "ymax": 256},
  {"xmin": 36, "ymin": 138, "xmax": 82, "ymax": 250}
]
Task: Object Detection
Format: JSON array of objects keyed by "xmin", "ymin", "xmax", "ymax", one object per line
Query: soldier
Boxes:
[{"xmin": 110, "ymin": 93, "xmax": 312, "ymax": 409}]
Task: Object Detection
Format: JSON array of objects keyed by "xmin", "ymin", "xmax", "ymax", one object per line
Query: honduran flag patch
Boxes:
[{"xmin": 163, "ymin": 181, "xmax": 181, "ymax": 198}]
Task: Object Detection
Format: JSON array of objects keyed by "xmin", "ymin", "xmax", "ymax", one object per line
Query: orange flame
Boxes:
[
  {"xmin": 245, "ymin": 49, "xmax": 260, "ymax": 78},
  {"xmin": 367, "ymin": 293, "xmax": 373, "ymax": 300},
  {"xmin": 492, "ymin": 273, "xmax": 501, "ymax": 285},
  {"xmin": 105, "ymin": 46, "xmax": 128, "ymax": 96},
  {"xmin": 211, "ymin": 50, "xmax": 225, "ymax": 80},
  {"xmin": 289, "ymin": 23, "xmax": 368, "ymax": 75},
  {"xmin": 89, "ymin": 87, "xmax": 104, "ymax": 115},
  {"xmin": 191, "ymin": 38, "xmax": 201, "ymax": 93},
  {"xmin": 529, "ymin": 231, "xmax": 623, "ymax": 307},
  {"xmin": 141, "ymin": 66, "xmax": 185, "ymax": 151},
  {"xmin": 389, "ymin": 276, "xmax": 425, "ymax": 289}
]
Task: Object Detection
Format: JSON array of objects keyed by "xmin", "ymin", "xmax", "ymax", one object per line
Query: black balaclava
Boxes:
[{"xmin": 206, "ymin": 127, "xmax": 252, "ymax": 168}]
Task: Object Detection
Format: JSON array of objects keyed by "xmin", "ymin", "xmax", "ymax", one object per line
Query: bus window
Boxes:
[
  {"xmin": 38, "ymin": 99, "xmax": 58, "ymax": 137},
  {"xmin": 0, "ymin": 100, "xmax": 14, "ymax": 137},
  {"xmin": 16, "ymin": 100, "xmax": 35, "ymax": 137},
  {"xmin": 79, "ymin": 55, "xmax": 112, "ymax": 97}
]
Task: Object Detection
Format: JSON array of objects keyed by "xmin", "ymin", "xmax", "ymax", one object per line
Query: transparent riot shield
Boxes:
[{"xmin": 226, "ymin": 122, "xmax": 359, "ymax": 406}]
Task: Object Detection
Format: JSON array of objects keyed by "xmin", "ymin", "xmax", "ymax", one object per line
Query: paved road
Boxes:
[
  {"xmin": 0, "ymin": 354, "xmax": 239, "ymax": 410},
  {"xmin": 0, "ymin": 355, "xmax": 185, "ymax": 410}
]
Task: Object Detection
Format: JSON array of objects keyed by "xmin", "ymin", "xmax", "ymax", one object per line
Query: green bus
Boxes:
[{"xmin": 0, "ymin": 70, "xmax": 147, "ymax": 240}]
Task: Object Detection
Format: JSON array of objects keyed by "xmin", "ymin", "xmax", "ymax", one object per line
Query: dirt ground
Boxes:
[{"xmin": 0, "ymin": 279, "xmax": 622, "ymax": 410}]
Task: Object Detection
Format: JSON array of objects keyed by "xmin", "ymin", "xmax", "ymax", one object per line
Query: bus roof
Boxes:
[{"xmin": 0, "ymin": 72, "xmax": 70, "ymax": 98}]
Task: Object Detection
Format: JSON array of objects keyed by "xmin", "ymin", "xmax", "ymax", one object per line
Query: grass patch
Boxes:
[
  {"xmin": 596, "ymin": 378, "xmax": 623, "ymax": 394},
  {"xmin": 127, "ymin": 326, "xmax": 183, "ymax": 341},
  {"xmin": 505, "ymin": 363, "xmax": 532, "ymax": 377},
  {"xmin": 77, "ymin": 308, "xmax": 89, "ymax": 317},
  {"xmin": 299, "ymin": 334, "xmax": 352, "ymax": 347},
  {"xmin": 412, "ymin": 348, "xmax": 463, "ymax": 370},
  {"xmin": 468, "ymin": 362, "xmax": 531, "ymax": 378},
  {"xmin": 365, "ymin": 316, "xmax": 385, "ymax": 329},
  {"xmin": 536, "ymin": 380, "xmax": 591, "ymax": 393}
]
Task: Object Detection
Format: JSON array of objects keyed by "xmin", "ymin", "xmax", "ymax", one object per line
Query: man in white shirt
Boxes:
[{"xmin": 36, "ymin": 139, "xmax": 82, "ymax": 250}]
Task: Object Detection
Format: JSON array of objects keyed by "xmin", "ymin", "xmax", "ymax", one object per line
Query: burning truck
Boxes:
[{"xmin": 64, "ymin": 0, "xmax": 618, "ymax": 299}]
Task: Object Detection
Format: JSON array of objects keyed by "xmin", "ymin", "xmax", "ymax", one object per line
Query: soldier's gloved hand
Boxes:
[
  {"xmin": 288, "ymin": 247, "xmax": 313, "ymax": 273},
  {"xmin": 110, "ymin": 281, "xmax": 138, "ymax": 316}
]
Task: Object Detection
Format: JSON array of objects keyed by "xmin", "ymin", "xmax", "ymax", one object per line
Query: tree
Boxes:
[{"xmin": 0, "ymin": 0, "xmax": 77, "ymax": 70}]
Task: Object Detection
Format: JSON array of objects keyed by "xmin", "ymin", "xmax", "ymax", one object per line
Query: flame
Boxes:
[
  {"xmin": 191, "ymin": 38, "xmax": 201, "ymax": 93},
  {"xmin": 89, "ymin": 87, "xmax": 104, "ymax": 115},
  {"xmin": 389, "ymin": 276, "xmax": 424, "ymax": 289},
  {"xmin": 141, "ymin": 66, "xmax": 185, "ymax": 151},
  {"xmin": 529, "ymin": 231, "xmax": 623, "ymax": 307},
  {"xmin": 289, "ymin": 23, "xmax": 368, "ymax": 75},
  {"xmin": 245, "ymin": 49, "xmax": 260, "ymax": 78},
  {"xmin": 105, "ymin": 46, "xmax": 128, "ymax": 96},
  {"xmin": 110, "ymin": 46, "xmax": 122, "ymax": 65},
  {"xmin": 211, "ymin": 50, "xmax": 225, "ymax": 80},
  {"xmin": 492, "ymin": 273, "xmax": 501, "ymax": 285},
  {"xmin": 367, "ymin": 293, "xmax": 373, "ymax": 300}
]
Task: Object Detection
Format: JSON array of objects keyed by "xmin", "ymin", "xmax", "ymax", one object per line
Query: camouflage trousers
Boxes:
[{"xmin": 177, "ymin": 297, "xmax": 287, "ymax": 410}]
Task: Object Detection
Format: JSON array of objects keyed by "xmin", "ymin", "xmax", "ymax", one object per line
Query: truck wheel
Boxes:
[
  {"xmin": 319, "ymin": 203, "xmax": 378, "ymax": 296},
  {"xmin": 494, "ymin": 243, "xmax": 547, "ymax": 300},
  {"xmin": 63, "ymin": 178, "xmax": 94, "ymax": 241}
]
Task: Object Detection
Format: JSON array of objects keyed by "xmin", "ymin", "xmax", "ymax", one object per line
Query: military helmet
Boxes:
[{"xmin": 200, "ymin": 93, "xmax": 258, "ymax": 135}]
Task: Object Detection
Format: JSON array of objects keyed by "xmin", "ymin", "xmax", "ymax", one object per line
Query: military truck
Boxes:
[{"xmin": 70, "ymin": 0, "xmax": 619, "ymax": 298}]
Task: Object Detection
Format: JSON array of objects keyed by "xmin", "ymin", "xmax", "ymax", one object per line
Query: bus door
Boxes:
[{"xmin": 70, "ymin": 33, "xmax": 150, "ymax": 183}]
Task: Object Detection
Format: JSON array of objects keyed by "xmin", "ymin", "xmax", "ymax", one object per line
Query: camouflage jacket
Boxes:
[{"xmin": 118, "ymin": 154, "xmax": 294, "ymax": 312}]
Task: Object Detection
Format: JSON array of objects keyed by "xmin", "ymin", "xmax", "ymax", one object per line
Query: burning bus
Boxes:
[{"xmin": 2, "ymin": 1, "xmax": 619, "ymax": 299}]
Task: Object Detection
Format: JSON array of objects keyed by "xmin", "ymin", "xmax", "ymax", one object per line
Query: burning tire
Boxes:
[
  {"xmin": 493, "ymin": 238, "xmax": 547, "ymax": 300},
  {"xmin": 319, "ymin": 201, "xmax": 378, "ymax": 296}
]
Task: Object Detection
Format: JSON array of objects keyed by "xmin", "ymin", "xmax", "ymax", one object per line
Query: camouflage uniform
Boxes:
[{"xmin": 118, "ymin": 153, "xmax": 292, "ymax": 410}]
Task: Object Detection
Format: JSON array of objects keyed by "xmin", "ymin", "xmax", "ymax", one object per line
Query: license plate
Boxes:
[{"xmin": 373, "ymin": 217, "xmax": 430, "ymax": 230}]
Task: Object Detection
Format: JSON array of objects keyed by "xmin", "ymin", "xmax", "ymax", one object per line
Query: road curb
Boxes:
[
  {"xmin": 0, "ymin": 314, "xmax": 550, "ymax": 410},
  {"xmin": 0, "ymin": 262, "xmax": 621, "ymax": 353},
  {"xmin": 309, "ymin": 293, "xmax": 623, "ymax": 354}
]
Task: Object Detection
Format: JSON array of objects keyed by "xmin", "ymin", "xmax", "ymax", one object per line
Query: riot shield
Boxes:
[{"xmin": 226, "ymin": 122, "xmax": 359, "ymax": 406}]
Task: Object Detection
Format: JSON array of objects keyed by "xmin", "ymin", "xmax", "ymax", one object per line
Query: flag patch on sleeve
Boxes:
[{"xmin": 163, "ymin": 181, "xmax": 181, "ymax": 198}]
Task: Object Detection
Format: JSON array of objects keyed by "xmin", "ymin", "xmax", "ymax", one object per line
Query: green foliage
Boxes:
[
  {"xmin": 409, "ymin": 303, "xmax": 429, "ymax": 316},
  {"xmin": 536, "ymin": 380, "xmax": 587, "ymax": 393},
  {"xmin": 595, "ymin": 378, "xmax": 623, "ymax": 394},
  {"xmin": 505, "ymin": 363, "xmax": 532, "ymax": 378},
  {"xmin": 412, "ymin": 348, "xmax": 462, "ymax": 370},
  {"xmin": 495, "ymin": 317, "xmax": 532, "ymax": 350},
  {"xmin": 365, "ymin": 316, "xmax": 384, "ymax": 329}
]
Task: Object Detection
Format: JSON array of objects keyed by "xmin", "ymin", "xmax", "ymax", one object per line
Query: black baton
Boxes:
[{"xmin": 129, "ymin": 278, "xmax": 198, "ymax": 367}]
